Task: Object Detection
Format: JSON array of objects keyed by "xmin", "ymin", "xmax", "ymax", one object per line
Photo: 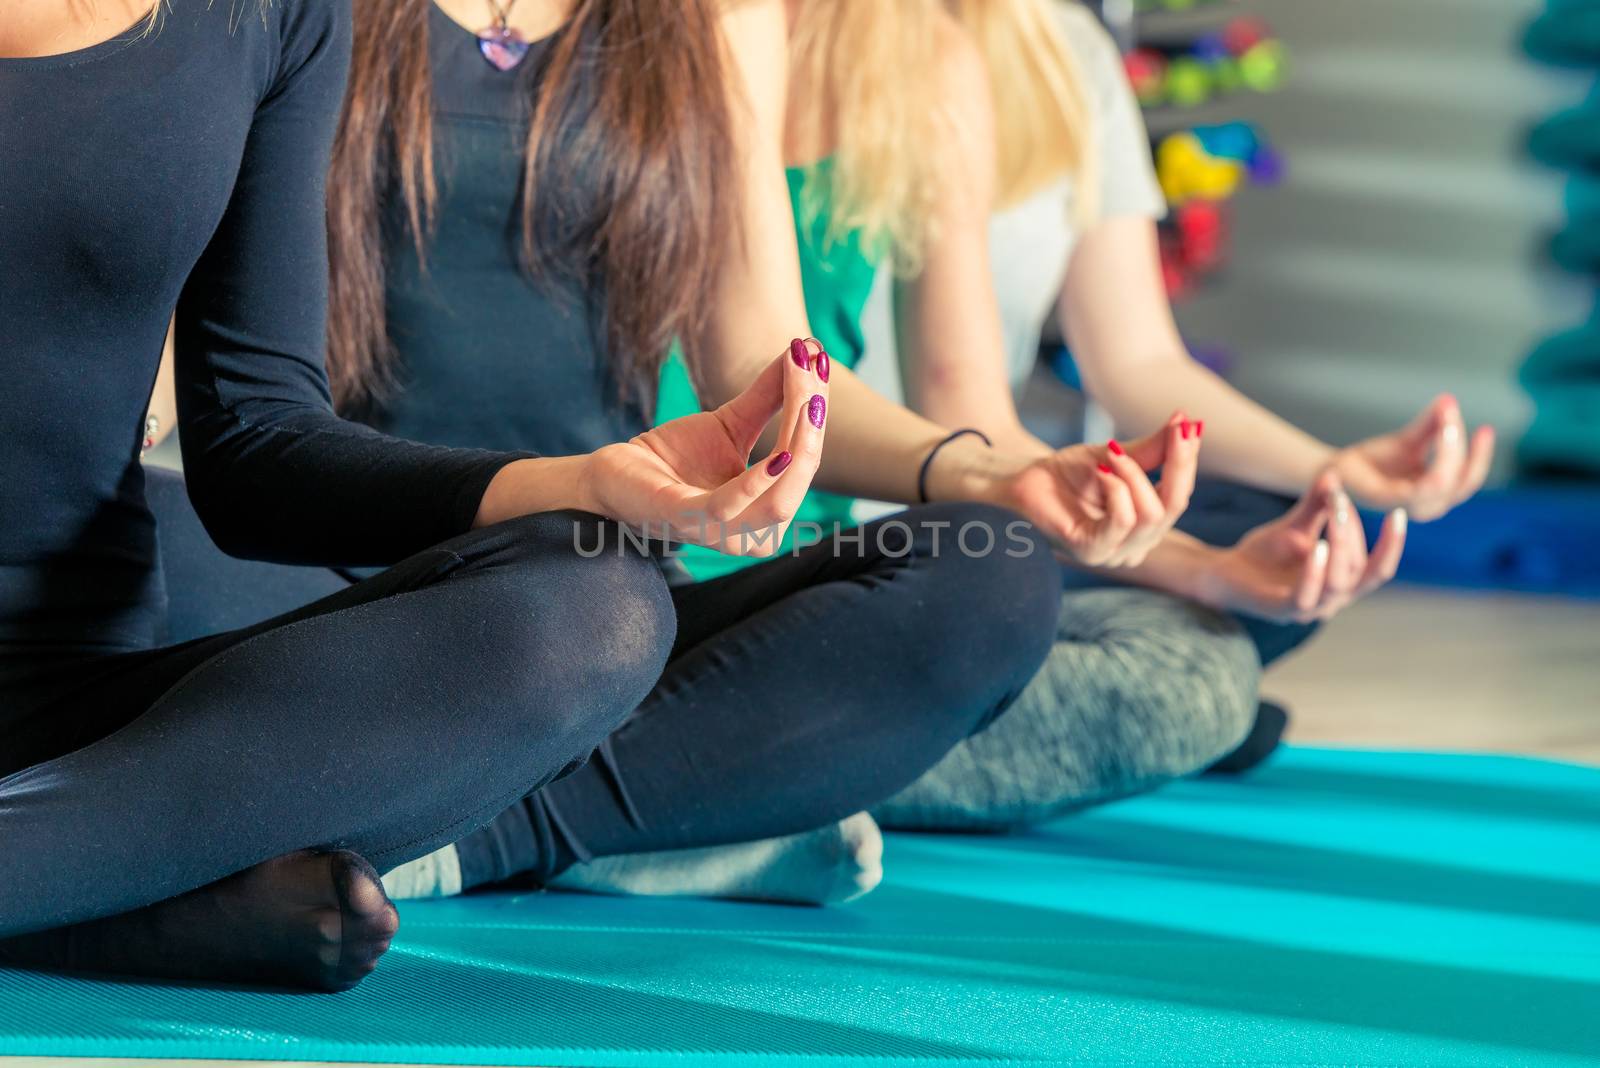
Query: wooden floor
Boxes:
[
  {"xmin": 1271, "ymin": 586, "xmax": 1600, "ymax": 765},
  {"xmin": 2, "ymin": 587, "xmax": 1594, "ymax": 1068}
]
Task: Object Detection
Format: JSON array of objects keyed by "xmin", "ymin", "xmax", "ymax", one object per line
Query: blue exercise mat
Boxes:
[{"xmin": 2, "ymin": 747, "xmax": 1597, "ymax": 1066}]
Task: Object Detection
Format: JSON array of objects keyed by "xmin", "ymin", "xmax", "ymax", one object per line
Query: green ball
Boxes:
[
  {"xmin": 1210, "ymin": 57, "xmax": 1243, "ymax": 94},
  {"xmin": 1166, "ymin": 58, "xmax": 1213, "ymax": 108},
  {"xmin": 1240, "ymin": 40, "xmax": 1288, "ymax": 92}
]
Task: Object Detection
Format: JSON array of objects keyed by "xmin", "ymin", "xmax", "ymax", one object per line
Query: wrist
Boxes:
[
  {"xmin": 1327, "ymin": 447, "xmax": 1381, "ymax": 506},
  {"xmin": 991, "ymin": 425, "xmax": 1054, "ymax": 462},
  {"xmin": 1163, "ymin": 535, "xmax": 1234, "ymax": 608},
  {"xmin": 1324, "ymin": 443, "xmax": 1359, "ymax": 485},
  {"xmin": 922, "ymin": 437, "xmax": 1032, "ymax": 505},
  {"xmin": 474, "ymin": 454, "xmax": 596, "ymax": 528}
]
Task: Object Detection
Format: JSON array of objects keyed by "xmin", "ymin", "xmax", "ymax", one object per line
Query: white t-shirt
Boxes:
[{"xmin": 857, "ymin": 1, "xmax": 1167, "ymax": 403}]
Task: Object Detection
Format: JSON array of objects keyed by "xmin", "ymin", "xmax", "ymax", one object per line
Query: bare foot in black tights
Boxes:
[{"xmin": 0, "ymin": 850, "xmax": 399, "ymax": 992}]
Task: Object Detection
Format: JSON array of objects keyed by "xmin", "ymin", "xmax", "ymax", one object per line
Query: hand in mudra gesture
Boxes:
[
  {"xmin": 582, "ymin": 339, "xmax": 830, "ymax": 556},
  {"xmin": 1206, "ymin": 471, "xmax": 1407, "ymax": 624},
  {"xmin": 994, "ymin": 412, "xmax": 1203, "ymax": 568},
  {"xmin": 1334, "ymin": 394, "xmax": 1494, "ymax": 522}
]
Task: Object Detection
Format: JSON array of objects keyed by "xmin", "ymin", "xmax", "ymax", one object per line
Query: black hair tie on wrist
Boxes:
[{"xmin": 917, "ymin": 428, "xmax": 993, "ymax": 504}]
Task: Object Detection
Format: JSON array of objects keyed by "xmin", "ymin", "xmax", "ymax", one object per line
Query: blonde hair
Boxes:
[
  {"xmin": 951, "ymin": 0, "xmax": 1098, "ymax": 221},
  {"xmin": 787, "ymin": 0, "xmax": 944, "ymax": 271},
  {"xmin": 789, "ymin": 0, "xmax": 1098, "ymax": 268},
  {"xmin": 137, "ymin": 1, "xmax": 275, "ymax": 33}
]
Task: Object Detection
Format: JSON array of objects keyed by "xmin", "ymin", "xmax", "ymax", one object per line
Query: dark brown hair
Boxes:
[{"xmin": 327, "ymin": 0, "xmax": 735, "ymax": 413}]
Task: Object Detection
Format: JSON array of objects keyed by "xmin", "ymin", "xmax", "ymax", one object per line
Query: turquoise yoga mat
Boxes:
[{"xmin": 2, "ymin": 747, "xmax": 1598, "ymax": 1066}]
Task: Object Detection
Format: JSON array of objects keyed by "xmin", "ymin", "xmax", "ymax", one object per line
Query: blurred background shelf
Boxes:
[
  {"xmin": 1135, "ymin": 1, "xmax": 1240, "ymax": 47},
  {"xmin": 1144, "ymin": 100, "xmax": 1243, "ymax": 138}
]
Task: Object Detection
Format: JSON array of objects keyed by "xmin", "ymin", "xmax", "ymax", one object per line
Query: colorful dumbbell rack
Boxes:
[
  {"xmin": 1094, "ymin": 0, "xmax": 1287, "ymax": 303},
  {"xmin": 1033, "ymin": 0, "xmax": 1287, "ymax": 442}
]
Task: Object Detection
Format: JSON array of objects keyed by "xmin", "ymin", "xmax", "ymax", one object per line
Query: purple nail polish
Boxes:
[
  {"xmin": 816, "ymin": 350, "xmax": 831, "ymax": 383},
  {"xmin": 808, "ymin": 394, "xmax": 826, "ymax": 428},
  {"xmin": 790, "ymin": 338, "xmax": 811, "ymax": 370},
  {"xmin": 766, "ymin": 450, "xmax": 793, "ymax": 476}
]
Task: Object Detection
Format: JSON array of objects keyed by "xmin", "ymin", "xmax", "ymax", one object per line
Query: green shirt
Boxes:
[{"xmin": 657, "ymin": 158, "xmax": 879, "ymax": 579}]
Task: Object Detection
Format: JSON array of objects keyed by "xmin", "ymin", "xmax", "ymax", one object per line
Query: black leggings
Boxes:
[{"xmin": 0, "ymin": 472, "xmax": 1058, "ymax": 937}]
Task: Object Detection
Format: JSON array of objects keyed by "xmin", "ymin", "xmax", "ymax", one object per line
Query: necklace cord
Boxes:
[{"xmin": 486, "ymin": 0, "xmax": 519, "ymax": 30}]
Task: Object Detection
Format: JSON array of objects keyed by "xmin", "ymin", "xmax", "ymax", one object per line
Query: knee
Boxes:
[
  {"xmin": 1056, "ymin": 588, "xmax": 1261, "ymax": 781},
  {"xmin": 893, "ymin": 502, "xmax": 1062, "ymax": 722},
  {"xmin": 904, "ymin": 502, "xmax": 1060, "ymax": 620},
  {"xmin": 876, "ymin": 587, "xmax": 1259, "ymax": 832},
  {"xmin": 470, "ymin": 512, "xmax": 676, "ymax": 746}
]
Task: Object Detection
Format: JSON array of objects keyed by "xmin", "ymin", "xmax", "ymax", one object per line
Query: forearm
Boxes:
[
  {"xmin": 910, "ymin": 366, "xmax": 1044, "ymax": 460},
  {"xmin": 1063, "ymin": 219, "xmax": 1337, "ymax": 497},
  {"xmin": 1084, "ymin": 527, "xmax": 1225, "ymax": 606},
  {"xmin": 178, "ymin": 393, "xmax": 533, "ymax": 565},
  {"xmin": 811, "ymin": 370, "xmax": 953, "ymax": 502},
  {"xmin": 1091, "ymin": 355, "xmax": 1333, "ymax": 497},
  {"xmin": 897, "ymin": 276, "xmax": 1037, "ymax": 457},
  {"xmin": 699, "ymin": 354, "xmax": 1046, "ymax": 506},
  {"xmin": 704, "ymin": 361, "xmax": 971, "ymax": 504}
]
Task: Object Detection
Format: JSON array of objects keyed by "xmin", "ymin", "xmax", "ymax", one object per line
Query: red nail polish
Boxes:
[
  {"xmin": 789, "ymin": 338, "xmax": 811, "ymax": 370},
  {"xmin": 766, "ymin": 450, "xmax": 793, "ymax": 476},
  {"xmin": 808, "ymin": 394, "xmax": 826, "ymax": 428},
  {"xmin": 1196, "ymin": 420, "xmax": 1205, "ymax": 437},
  {"xmin": 816, "ymin": 350, "xmax": 831, "ymax": 383},
  {"xmin": 1097, "ymin": 463, "xmax": 1113, "ymax": 474},
  {"xmin": 1108, "ymin": 440, "xmax": 1124, "ymax": 457}
]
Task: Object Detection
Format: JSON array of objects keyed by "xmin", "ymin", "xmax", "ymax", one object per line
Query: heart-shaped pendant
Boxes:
[{"xmin": 478, "ymin": 26, "xmax": 530, "ymax": 72}]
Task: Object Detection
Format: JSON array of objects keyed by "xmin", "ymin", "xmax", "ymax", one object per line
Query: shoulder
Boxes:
[
  {"xmin": 924, "ymin": 10, "xmax": 996, "ymax": 207},
  {"xmin": 1053, "ymin": 2, "xmax": 1127, "ymax": 110},
  {"xmin": 717, "ymin": 0, "xmax": 785, "ymax": 62},
  {"xmin": 1054, "ymin": 1, "xmax": 1120, "ymax": 58},
  {"xmin": 931, "ymin": 9, "xmax": 993, "ymax": 129},
  {"xmin": 269, "ymin": 0, "xmax": 352, "ymax": 83},
  {"xmin": 932, "ymin": 10, "xmax": 989, "ymax": 98}
]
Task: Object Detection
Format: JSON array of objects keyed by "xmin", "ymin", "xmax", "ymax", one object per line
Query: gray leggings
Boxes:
[{"xmin": 874, "ymin": 587, "xmax": 1261, "ymax": 831}]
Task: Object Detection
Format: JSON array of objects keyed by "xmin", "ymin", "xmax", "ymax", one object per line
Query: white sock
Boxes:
[
  {"xmin": 548, "ymin": 812, "xmax": 884, "ymax": 906},
  {"xmin": 381, "ymin": 844, "xmax": 463, "ymax": 901}
]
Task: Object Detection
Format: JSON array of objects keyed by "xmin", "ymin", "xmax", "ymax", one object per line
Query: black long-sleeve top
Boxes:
[{"xmin": 0, "ymin": 1, "xmax": 522, "ymax": 654}]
